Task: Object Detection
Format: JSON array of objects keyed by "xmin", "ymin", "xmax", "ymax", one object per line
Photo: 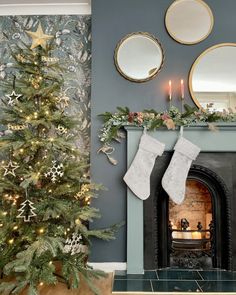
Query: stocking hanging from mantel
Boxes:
[
  {"xmin": 162, "ymin": 135, "xmax": 201, "ymax": 205},
  {"xmin": 123, "ymin": 130, "xmax": 165, "ymax": 200}
]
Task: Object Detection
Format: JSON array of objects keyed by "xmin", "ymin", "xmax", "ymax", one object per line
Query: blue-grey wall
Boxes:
[{"xmin": 90, "ymin": 0, "xmax": 236, "ymax": 262}]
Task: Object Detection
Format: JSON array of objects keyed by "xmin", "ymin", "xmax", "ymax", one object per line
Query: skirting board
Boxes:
[
  {"xmin": 88, "ymin": 262, "xmax": 127, "ymax": 272},
  {"xmin": 113, "ymin": 293, "xmax": 236, "ymax": 295}
]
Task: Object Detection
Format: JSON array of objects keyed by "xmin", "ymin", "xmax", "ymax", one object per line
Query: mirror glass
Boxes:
[
  {"xmin": 189, "ymin": 43, "xmax": 236, "ymax": 112},
  {"xmin": 114, "ymin": 32, "xmax": 164, "ymax": 82},
  {"xmin": 165, "ymin": 0, "xmax": 214, "ymax": 44}
]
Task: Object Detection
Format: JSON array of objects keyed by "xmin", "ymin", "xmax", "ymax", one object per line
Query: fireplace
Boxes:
[
  {"xmin": 144, "ymin": 153, "xmax": 232, "ymax": 270},
  {"xmin": 125, "ymin": 125, "xmax": 236, "ymax": 274},
  {"xmin": 169, "ymin": 178, "xmax": 213, "ymax": 269}
]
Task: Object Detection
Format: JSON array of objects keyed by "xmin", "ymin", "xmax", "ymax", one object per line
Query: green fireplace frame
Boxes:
[{"xmin": 125, "ymin": 124, "xmax": 236, "ymax": 274}]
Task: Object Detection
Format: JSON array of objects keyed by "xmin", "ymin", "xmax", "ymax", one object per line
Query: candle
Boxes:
[
  {"xmin": 181, "ymin": 79, "xmax": 184, "ymax": 99},
  {"xmin": 168, "ymin": 80, "xmax": 172, "ymax": 101},
  {"xmin": 192, "ymin": 231, "xmax": 201, "ymax": 239}
]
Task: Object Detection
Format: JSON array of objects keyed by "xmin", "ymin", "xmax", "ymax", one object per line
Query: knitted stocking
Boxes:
[
  {"xmin": 162, "ymin": 136, "xmax": 200, "ymax": 205},
  {"xmin": 123, "ymin": 132, "xmax": 165, "ymax": 200}
]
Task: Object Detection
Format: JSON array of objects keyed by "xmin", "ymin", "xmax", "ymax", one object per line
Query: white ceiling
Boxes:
[
  {"xmin": 0, "ymin": 0, "xmax": 91, "ymax": 14},
  {"xmin": 0, "ymin": 0, "xmax": 90, "ymax": 4}
]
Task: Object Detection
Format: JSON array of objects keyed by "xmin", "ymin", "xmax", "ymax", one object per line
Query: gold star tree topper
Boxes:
[{"xmin": 26, "ymin": 23, "xmax": 53, "ymax": 50}]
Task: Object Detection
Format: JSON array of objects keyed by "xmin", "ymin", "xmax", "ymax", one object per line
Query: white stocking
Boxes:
[
  {"xmin": 123, "ymin": 132, "xmax": 165, "ymax": 200},
  {"xmin": 162, "ymin": 136, "xmax": 200, "ymax": 205}
]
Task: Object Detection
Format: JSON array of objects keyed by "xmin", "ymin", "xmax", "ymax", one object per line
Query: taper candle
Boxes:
[
  {"xmin": 181, "ymin": 79, "xmax": 184, "ymax": 99},
  {"xmin": 168, "ymin": 80, "xmax": 172, "ymax": 100}
]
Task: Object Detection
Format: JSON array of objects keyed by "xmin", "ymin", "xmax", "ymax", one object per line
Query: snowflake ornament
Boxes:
[
  {"xmin": 44, "ymin": 160, "xmax": 64, "ymax": 183},
  {"xmin": 63, "ymin": 233, "xmax": 87, "ymax": 255},
  {"xmin": 6, "ymin": 90, "xmax": 22, "ymax": 106},
  {"xmin": 2, "ymin": 160, "xmax": 19, "ymax": 177}
]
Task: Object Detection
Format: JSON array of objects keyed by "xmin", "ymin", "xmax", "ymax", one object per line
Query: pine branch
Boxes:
[
  {"xmin": 88, "ymin": 223, "xmax": 124, "ymax": 241},
  {"xmin": 0, "ymin": 282, "xmax": 17, "ymax": 295}
]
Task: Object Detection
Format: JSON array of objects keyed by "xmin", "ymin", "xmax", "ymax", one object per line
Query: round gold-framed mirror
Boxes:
[
  {"xmin": 165, "ymin": 0, "xmax": 214, "ymax": 45},
  {"xmin": 189, "ymin": 43, "xmax": 236, "ymax": 111},
  {"xmin": 114, "ymin": 32, "xmax": 164, "ymax": 82}
]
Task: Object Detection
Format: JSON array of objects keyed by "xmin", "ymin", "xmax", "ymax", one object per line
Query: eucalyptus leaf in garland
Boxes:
[{"xmin": 98, "ymin": 104, "xmax": 236, "ymax": 164}]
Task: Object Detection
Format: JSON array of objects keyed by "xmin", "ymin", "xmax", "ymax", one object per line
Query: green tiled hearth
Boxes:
[{"xmin": 113, "ymin": 269, "xmax": 236, "ymax": 293}]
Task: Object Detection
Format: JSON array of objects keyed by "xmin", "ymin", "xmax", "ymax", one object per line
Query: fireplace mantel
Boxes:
[{"xmin": 124, "ymin": 124, "xmax": 236, "ymax": 274}]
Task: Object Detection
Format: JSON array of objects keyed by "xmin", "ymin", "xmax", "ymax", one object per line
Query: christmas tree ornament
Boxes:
[
  {"xmin": 17, "ymin": 199, "xmax": 37, "ymax": 222},
  {"xmin": 63, "ymin": 233, "xmax": 87, "ymax": 255},
  {"xmin": 162, "ymin": 136, "xmax": 201, "ymax": 205},
  {"xmin": 74, "ymin": 184, "xmax": 90, "ymax": 200},
  {"xmin": 6, "ymin": 90, "xmax": 22, "ymax": 106},
  {"xmin": 44, "ymin": 160, "xmax": 64, "ymax": 183},
  {"xmin": 41, "ymin": 56, "xmax": 59, "ymax": 63},
  {"xmin": 2, "ymin": 160, "xmax": 20, "ymax": 177},
  {"xmin": 8, "ymin": 123, "xmax": 27, "ymax": 131},
  {"xmin": 36, "ymin": 180, "xmax": 42, "ymax": 189},
  {"xmin": 16, "ymin": 54, "xmax": 26, "ymax": 63},
  {"xmin": 26, "ymin": 23, "xmax": 53, "ymax": 50},
  {"xmin": 56, "ymin": 125, "xmax": 68, "ymax": 135},
  {"xmin": 57, "ymin": 95, "xmax": 70, "ymax": 109},
  {"xmin": 123, "ymin": 131, "xmax": 165, "ymax": 200},
  {"xmin": 0, "ymin": 64, "xmax": 6, "ymax": 79}
]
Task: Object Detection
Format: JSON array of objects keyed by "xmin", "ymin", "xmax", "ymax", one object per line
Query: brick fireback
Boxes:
[{"xmin": 169, "ymin": 179, "xmax": 212, "ymax": 230}]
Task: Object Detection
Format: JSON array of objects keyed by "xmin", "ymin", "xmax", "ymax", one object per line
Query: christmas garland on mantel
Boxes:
[{"xmin": 98, "ymin": 104, "xmax": 236, "ymax": 165}]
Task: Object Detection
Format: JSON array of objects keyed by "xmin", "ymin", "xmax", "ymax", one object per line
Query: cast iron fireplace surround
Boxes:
[{"xmin": 144, "ymin": 152, "xmax": 234, "ymax": 270}]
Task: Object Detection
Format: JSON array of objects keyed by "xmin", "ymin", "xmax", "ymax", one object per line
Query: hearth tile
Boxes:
[
  {"xmin": 113, "ymin": 279, "xmax": 152, "ymax": 292},
  {"xmin": 115, "ymin": 270, "xmax": 157, "ymax": 280},
  {"xmin": 199, "ymin": 270, "xmax": 236, "ymax": 280},
  {"xmin": 198, "ymin": 280, "xmax": 236, "ymax": 292},
  {"xmin": 157, "ymin": 269, "xmax": 202, "ymax": 280},
  {"xmin": 152, "ymin": 279, "xmax": 200, "ymax": 292}
]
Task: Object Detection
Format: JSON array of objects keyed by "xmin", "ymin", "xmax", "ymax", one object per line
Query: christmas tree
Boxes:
[{"xmin": 0, "ymin": 22, "xmax": 117, "ymax": 295}]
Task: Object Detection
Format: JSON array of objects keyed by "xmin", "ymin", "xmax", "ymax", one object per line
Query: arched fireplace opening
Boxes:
[
  {"xmin": 169, "ymin": 178, "xmax": 213, "ymax": 269},
  {"xmin": 158, "ymin": 164, "xmax": 232, "ymax": 269},
  {"xmin": 144, "ymin": 162, "xmax": 232, "ymax": 270}
]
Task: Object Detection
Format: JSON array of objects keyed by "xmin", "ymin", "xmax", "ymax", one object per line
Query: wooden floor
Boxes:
[{"xmin": 19, "ymin": 273, "xmax": 114, "ymax": 295}]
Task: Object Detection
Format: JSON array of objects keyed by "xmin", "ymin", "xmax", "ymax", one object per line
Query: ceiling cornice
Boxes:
[{"xmin": 0, "ymin": 1, "xmax": 91, "ymax": 15}]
